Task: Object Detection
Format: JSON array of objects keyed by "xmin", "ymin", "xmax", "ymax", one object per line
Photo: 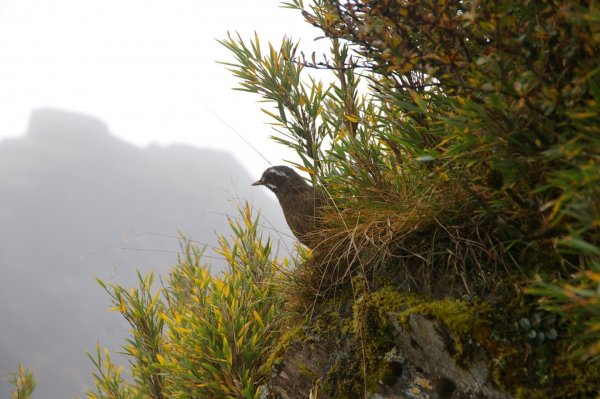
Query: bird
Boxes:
[{"xmin": 252, "ymin": 165, "xmax": 326, "ymax": 248}]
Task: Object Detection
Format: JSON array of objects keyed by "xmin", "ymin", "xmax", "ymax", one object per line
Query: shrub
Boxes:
[
  {"xmin": 222, "ymin": 0, "xmax": 600, "ymax": 359},
  {"xmin": 87, "ymin": 205, "xmax": 284, "ymax": 399}
]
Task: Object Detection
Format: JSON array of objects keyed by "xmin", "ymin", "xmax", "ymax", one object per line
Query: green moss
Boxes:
[
  {"xmin": 260, "ymin": 324, "xmax": 304, "ymax": 377},
  {"xmin": 549, "ymin": 344, "xmax": 600, "ymax": 398},
  {"xmin": 514, "ymin": 387, "xmax": 549, "ymax": 399},
  {"xmin": 397, "ymin": 299, "xmax": 489, "ymax": 334},
  {"xmin": 394, "ymin": 296, "xmax": 494, "ymax": 364},
  {"xmin": 266, "ymin": 281, "xmax": 600, "ymax": 398},
  {"xmin": 291, "ymin": 359, "xmax": 319, "ymax": 380},
  {"xmin": 270, "ymin": 285, "xmax": 494, "ymax": 398}
]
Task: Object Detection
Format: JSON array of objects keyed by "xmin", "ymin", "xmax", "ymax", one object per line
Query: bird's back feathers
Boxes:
[{"xmin": 253, "ymin": 165, "xmax": 326, "ymax": 248}]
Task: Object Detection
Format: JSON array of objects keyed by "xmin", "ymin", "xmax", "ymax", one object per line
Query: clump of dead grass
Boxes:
[{"xmin": 283, "ymin": 179, "xmax": 520, "ymax": 315}]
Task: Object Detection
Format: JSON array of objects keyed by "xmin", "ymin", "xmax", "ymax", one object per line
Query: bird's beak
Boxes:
[{"xmin": 251, "ymin": 179, "xmax": 264, "ymax": 186}]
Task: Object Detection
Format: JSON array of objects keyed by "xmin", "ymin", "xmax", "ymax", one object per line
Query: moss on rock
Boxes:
[{"xmin": 267, "ymin": 277, "xmax": 600, "ymax": 398}]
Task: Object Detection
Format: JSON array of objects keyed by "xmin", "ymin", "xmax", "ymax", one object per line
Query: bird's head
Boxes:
[{"xmin": 252, "ymin": 165, "xmax": 306, "ymax": 194}]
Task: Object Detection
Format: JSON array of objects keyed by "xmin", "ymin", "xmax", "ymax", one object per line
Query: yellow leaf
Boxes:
[
  {"xmin": 569, "ymin": 112, "xmax": 596, "ymax": 119},
  {"xmin": 253, "ymin": 310, "xmax": 264, "ymax": 328},
  {"xmin": 148, "ymin": 288, "xmax": 162, "ymax": 312},
  {"xmin": 583, "ymin": 271, "xmax": 600, "ymax": 282},
  {"xmin": 345, "ymin": 114, "xmax": 360, "ymax": 123},
  {"xmin": 156, "ymin": 353, "xmax": 166, "ymax": 365},
  {"xmin": 296, "ymin": 165, "xmax": 316, "ymax": 174},
  {"xmin": 408, "ymin": 88, "xmax": 427, "ymax": 111},
  {"xmin": 174, "ymin": 326, "xmax": 192, "ymax": 334},
  {"xmin": 334, "ymin": 129, "xmax": 348, "ymax": 143}
]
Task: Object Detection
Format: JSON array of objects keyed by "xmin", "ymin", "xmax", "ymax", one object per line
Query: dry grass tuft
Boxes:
[{"xmin": 283, "ymin": 181, "xmax": 518, "ymax": 315}]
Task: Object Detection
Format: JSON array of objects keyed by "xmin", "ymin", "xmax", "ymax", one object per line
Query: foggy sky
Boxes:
[
  {"xmin": 0, "ymin": 0, "xmax": 329, "ymax": 178},
  {"xmin": 0, "ymin": 109, "xmax": 293, "ymax": 398}
]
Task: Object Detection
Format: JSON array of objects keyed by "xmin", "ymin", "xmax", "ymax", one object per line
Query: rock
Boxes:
[
  {"xmin": 386, "ymin": 313, "xmax": 508, "ymax": 399},
  {"xmin": 268, "ymin": 313, "xmax": 508, "ymax": 399},
  {"xmin": 270, "ymin": 341, "xmax": 330, "ymax": 399}
]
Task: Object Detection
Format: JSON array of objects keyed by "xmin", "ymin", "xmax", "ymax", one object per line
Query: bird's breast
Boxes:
[{"xmin": 277, "ymin": 189, "xmax": 321, "ymax": 245}]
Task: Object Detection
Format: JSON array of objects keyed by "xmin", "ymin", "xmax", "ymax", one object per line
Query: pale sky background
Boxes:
[
  {"xmin": 0, "ymin": 2, "xmax": 330, "ymax": 396},
  {"xmin": 0, "ymin": 0, "xmax": 329, "ymax": 178}
]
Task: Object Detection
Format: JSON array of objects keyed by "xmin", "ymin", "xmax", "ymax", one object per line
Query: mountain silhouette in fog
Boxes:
[{"xmin": 0, "ymin": 109, "xmax": 291, "ymax": 398}]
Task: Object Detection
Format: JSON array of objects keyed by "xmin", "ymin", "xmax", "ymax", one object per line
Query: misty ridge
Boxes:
[{"xmin": 0, "ymin": 108, "xmax": 291, "ymax": 398}]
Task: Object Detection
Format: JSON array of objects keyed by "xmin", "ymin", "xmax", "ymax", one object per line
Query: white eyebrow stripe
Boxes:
[{"xmin": 267, "ymin": 168, "xmax": 288, "ymax": 177}]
